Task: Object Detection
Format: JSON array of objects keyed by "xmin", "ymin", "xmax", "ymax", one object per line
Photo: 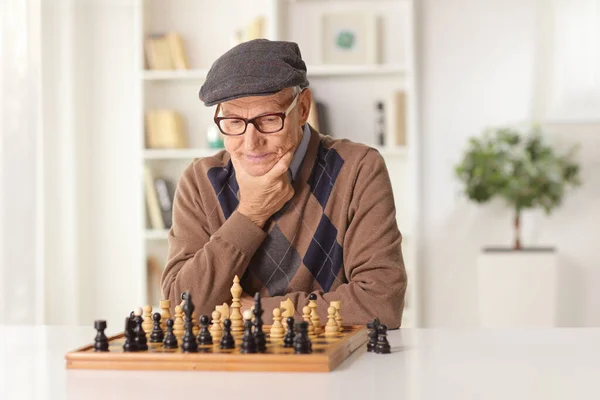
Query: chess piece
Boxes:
[
  {"xmin": 134, "ymin": 308, "xmax": 148, "ymax": 351},
  {"xmin": 293, "ymin": 321, "xmax": 312, "ymax": 354},
  {"xmin": 325, "ymin": 306, "xmax": 339, "ymax": 337},
  {"xmin": 270, "ymin": 308, "xmax": 285, "ymax": 339},
  {"xmin": 123, "ymin": 316, "xmax": 138, "ymax": 352},
  {"xmin": 230, "ymin": 275, "xmax": 244, "ymax": 333},
  {"xmin": 94, "ymin": 320, "xmax": 109, "ymax": 352},
  {"xmin": 253, "ymin": 292, "xmax": 266, "ymax": 353},
  {"xmin": 216, "ymin": 303, "xmax": 229, "ymax": 328},
  {"xmin": 159, "ymin": 299, "xmax": 171, "ymax": 331},
  {"xmin": 191, "ymin": 312, "xmax": 199, "ymax": 337},
  {"xmin": 330, "ymin": 300, "xmax": 343, "ymax": 332},
  {"xmin": 196, "ymin": 315, "xmax": 213, "ymax": 345},
  {"xmin": 283, "ymin": 317, "xmax": 295, "ymax": 348},
  {"xmin": 302, "ymin": 306, "xmax": 316, "ymax": 338},
  {"xmin": 150, "ymin": 312, "xmax": 164, "ymax": 343},
  {"xmin": 375, "ymin": 324, "xmax": 391, "ymax": 354},
  {"xmin": 367, "ymin": 318, "xmax": 381, "ymax": 353},
  {"xmin": 162, "ymin": 318, "xmax": 178, "ymax": 349},
  {"xmin": 219, "ymin": 318, "xmax": 235, "ymax": 349},
  {"xmin": 173, "ymin": 305, "xmax": 185, "ymax": 339},
  {"xmin": 210, "ymin": 310, "xmax": 223, "ymax": 338},
  {"xmin": 240, "ymin": 319, "xmax": 257, "ymax": 354},
  {"xmin": 142, "ymin": 305, "xmax": 153, "ymax": 338},
  {"xmin": 308, "ymin": 293, "xmax": 321, "ymax": 335},
  {"xmin": 181, "ymin": 292, "xmax": 198, "ymax": 353}
]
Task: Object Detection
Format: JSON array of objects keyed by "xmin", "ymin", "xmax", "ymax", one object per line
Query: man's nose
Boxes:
[{"xmin": 243, "ymin": 123, "xmax": 263, "ymax": 151}]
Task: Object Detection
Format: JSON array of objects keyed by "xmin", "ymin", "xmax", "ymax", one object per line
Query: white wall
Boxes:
[{"xmin": 418, "ymin": 0, "xmax": 600, "ymax": 327}]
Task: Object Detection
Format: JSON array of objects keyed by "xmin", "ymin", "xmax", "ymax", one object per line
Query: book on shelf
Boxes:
[
  {"xmin": 231, "ymin": 15, "xmax": 266, "ymax": 47},
  {"xmin": 145, "ymin": 32, "xmax": 190, "ymax": 70},
  {"xmin": 144, "ymin": 165, "xmax": 176, "ymax": 230},
  {"xmin": 385, "ymin": 90, "xmax": 407, "ymax": 147},
  {"xmin": 146, "ymin": 256, "xmax": 162, "ymax": 307},
  {"xmin": 145, "ymin": 109, "xmax": 188, "ymax": 149}
]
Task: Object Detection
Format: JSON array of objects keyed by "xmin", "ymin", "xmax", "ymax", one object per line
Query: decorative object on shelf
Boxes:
[
  {"xmin": 206, "ymin": 124, "xmax": 224, "ymax": 149},
  {"xmin": 320, "ymin": 12, "xmax": 379, "ymax": 65},
  {"xmin": 145, "ymin": 32, "xmax": 189, "ymax": 70},
  {"xmin": 375, "ymin": 101, "xmax": 385, "ymax": 146},
  {"xmin": 145, "ymin": 110, "xmax": 188, "ymax": 149},
  {"xmin": 455, "ymin": 125, "xmax": 582, "ymax": 328},
  {"xmin": 455, "ymin": 124, "xmax": 581, "ymax": 250},
  {"xmin": 144, "ymin": 166, "xmax": 175, "ymax": 230}
]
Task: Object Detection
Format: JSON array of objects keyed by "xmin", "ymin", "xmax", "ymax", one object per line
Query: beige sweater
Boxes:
[{"xmin": 161, "ymin": 127, "xmax": 407, "ymax": 328}]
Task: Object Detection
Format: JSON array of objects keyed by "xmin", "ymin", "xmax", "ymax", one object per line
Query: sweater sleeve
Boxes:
[
  {"xmin": 258, "ymin": 149, "xmax": 408, "ymax": 329},
  {"xmin": 160, "ymin": 163, "xmax": 267, "ymax": 317}
]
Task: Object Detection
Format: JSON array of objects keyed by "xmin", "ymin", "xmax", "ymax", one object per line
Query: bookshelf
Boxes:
[{"xmin": 135, "ymin": 0, "xmax": 421, "ymax": 327}]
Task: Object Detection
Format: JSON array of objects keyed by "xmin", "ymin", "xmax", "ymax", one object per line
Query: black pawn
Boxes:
[
  {"xmin": 367, "ymin": 318, "xmax": 380, "ymax": 352},
  {"xmin": 94, "ymin": 320, "xmax": 109, "ymax": 352},
  {"xmin": 374, "ymin": 324, "xmax": 391, "ymax": 354},
  {"xmin": 253, "ymin": 293, "xmax": 266, "ymax": 353},
  {"xmin": 134, "ymin": 314, "xmax": 148, "ymax": 351},
  {"xmin": 196, "ymin": 315, "xmax": 213, "ymax": 345},
  {"xmin": 150, "ymin": 312, "xmax": 164, "ymax": 343},
  {"xmin": 219, "ymin": 318, "xmax": 235, "ymax": 349},
  {"xmin": 240, "ymin": 319, "xmax": 257, "ymax": 354},
  {"xmin": 162, "ymin": 318, "xmax": 178, "ymax": 349},
  {"xmin": 293, "ymin": 321, "xmax": 312, "ymax": 354},
  {"xmin": 123, "ymin": 317, "xmax": 138, "ymax": 352},
  {"xmin": 283, "ymin": 317, "xmax": 295, "ymax": 348}
]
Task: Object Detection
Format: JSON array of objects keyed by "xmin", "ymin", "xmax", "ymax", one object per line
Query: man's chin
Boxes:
[{"xmin": 243, "ymin": 162, "xmax": 272, "ymax": 177}]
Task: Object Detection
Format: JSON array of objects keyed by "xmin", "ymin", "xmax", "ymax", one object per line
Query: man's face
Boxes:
[{"xmin": 220, "ymin": 88, "xmax": 310, "ymax": 177}]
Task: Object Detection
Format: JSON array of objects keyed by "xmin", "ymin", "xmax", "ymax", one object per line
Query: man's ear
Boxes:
[{"xmin": 298, "ymin": 89, "xmax": 312, "ymax": 125}]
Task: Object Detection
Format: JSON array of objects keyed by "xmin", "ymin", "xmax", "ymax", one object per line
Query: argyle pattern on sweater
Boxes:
[{"xmin": 207, "ymin": 142, "xmax": 345, "ymax": 296}]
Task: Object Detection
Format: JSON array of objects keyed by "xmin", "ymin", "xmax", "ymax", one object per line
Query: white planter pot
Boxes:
[{"xmin": 477, "ymin": 248, "xmax": 558, "ymax": 328}]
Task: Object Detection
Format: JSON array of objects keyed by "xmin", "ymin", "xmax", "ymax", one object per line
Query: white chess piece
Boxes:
[{"xmin": 270, "ymin": 308, "xmax": 285, "ymax": 339}]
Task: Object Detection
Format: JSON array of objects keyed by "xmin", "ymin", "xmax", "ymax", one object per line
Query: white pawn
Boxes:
[
  {"xmin": 210, "ymin": 310, "xmax": 223, "ymax": 338},
  {"xmin": 270, "ymin": 308, "xmax": 285, "ymax": 339},
  {"xmin": 173, "ymin": 305, "xmax": 185, "ymax": 339},
  {"xmin": 302, "ymin": 306, "xmax": 316, "ymax": 338},
  {"xmin": 142, "ymin": 305, "xmax": 153, "ymax": 338},
  {"xmin": 325, "ymin": 306, "xmax": 339, "ymax": 337},
  {"xmin": 159, "ymin": 299, "xmax": 171, "ymax": 331}
]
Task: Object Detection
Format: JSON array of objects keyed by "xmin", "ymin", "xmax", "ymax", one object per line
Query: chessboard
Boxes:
[
  {"xmin": 64, "ymin": 324, "xmax": 368, "ymax": 372},
  {"xmin": 64, "ymin": 275, "xmax": 390, "ymax": 372}
]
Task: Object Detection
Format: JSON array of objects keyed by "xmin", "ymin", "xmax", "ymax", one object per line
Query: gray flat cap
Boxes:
[{"xmin": 199, "ymin": 39, "xmax": 309, "ymax": 106}]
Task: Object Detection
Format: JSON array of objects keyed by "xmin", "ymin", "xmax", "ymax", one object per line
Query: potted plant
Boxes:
[{"xmin": 455, "ymin": 125, "xmax": 581, "ymax": 327}]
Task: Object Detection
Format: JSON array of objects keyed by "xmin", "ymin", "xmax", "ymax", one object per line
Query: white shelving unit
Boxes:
[{"xmin": 135, "ymin": 0, "xmax": 420, "ymax": 327}]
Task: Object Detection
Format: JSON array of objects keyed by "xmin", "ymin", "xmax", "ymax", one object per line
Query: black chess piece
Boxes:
[
  {"xmin": 219, "ymin": 318, "xmax": 235, "ymax": 349},
  {"xmin": 367, "ymin": 318, "xmax": 380, "ymax": 352},
  {"xmin": 162, "ymin": 318, "xmax": 178, "ymax": 349},
  {"xmin": 293, "ymin": 321, "xmax": 312, "ymax": 354},
  {"xmin": 150, "ymin": 312, "xmax": 164, "ymax": 343},
  {"xmin": 94, "ymin": 320, "xmax": 109, "ymax": 352},
  {"xmin": 181, "ymin": 292, "xmax": 198, "ymax": 353},
  {"xmin": 240, "ymin": 319, "xmax": 257, "ymax": 354},
  {"xmin": 134, "ymin": 314, "xmax": 148, "ymax": 351},
  {"xmin": 123, "ymin": 316, "xmax": 138, "ymax": 352},
  {"xmin": 283, "ymin": 317, "xmax": 295, "ymax": 348},
  {"xmin": 252, "ymin": 292, "xmax": 266, "ymax": 353},
  {"xmin": 196, "ymin": 315, "xmax": 213, "ymax": 345},
  {"xmin": 374, "ymin": 324, "xmax": 391, "ymax": 354}
]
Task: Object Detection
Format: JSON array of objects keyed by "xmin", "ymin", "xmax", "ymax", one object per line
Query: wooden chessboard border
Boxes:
[{"xmin": 65, "ymin": 325, "xmax": 368, "ymax": 372}]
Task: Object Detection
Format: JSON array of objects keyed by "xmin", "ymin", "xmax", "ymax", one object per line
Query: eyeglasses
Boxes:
[{"xmin": 213, "ymin": 91, "xmax": 301, "ymax": 136}]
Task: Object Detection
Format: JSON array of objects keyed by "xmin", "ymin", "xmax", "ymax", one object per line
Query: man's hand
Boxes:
[{"xmin": 232, "ymin": 150, "xmax": 295, "ymax": 228}]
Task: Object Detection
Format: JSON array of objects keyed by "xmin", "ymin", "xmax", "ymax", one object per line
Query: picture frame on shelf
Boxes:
[{"xmin": 319, "ymin": 12, "xmax": 379, "ymax": 65}]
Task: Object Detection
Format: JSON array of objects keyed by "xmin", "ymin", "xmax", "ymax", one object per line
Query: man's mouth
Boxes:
[{"xmin": 245, "ymin": 153, "xmax": 271, "ymax": 163}]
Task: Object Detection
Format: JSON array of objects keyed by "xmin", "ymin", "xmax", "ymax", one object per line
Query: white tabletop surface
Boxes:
[{"xmin": 1, "ymin": 326, "xmax": 600, "ymax": 400}]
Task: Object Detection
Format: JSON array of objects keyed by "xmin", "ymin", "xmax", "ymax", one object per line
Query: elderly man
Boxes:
[{"xmin": 161, "ymin": 39, "xmax": 407, "ymax": 328}]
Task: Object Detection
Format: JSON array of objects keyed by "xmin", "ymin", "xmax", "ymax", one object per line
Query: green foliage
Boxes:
[{"xmin": 455, "ymin": 125, "xmax": 582, "ymax": 215}]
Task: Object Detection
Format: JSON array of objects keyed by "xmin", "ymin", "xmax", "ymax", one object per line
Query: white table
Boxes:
[{"xmin": 1, "ymin": 326, "xmax": 600, "ymax": 400}]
